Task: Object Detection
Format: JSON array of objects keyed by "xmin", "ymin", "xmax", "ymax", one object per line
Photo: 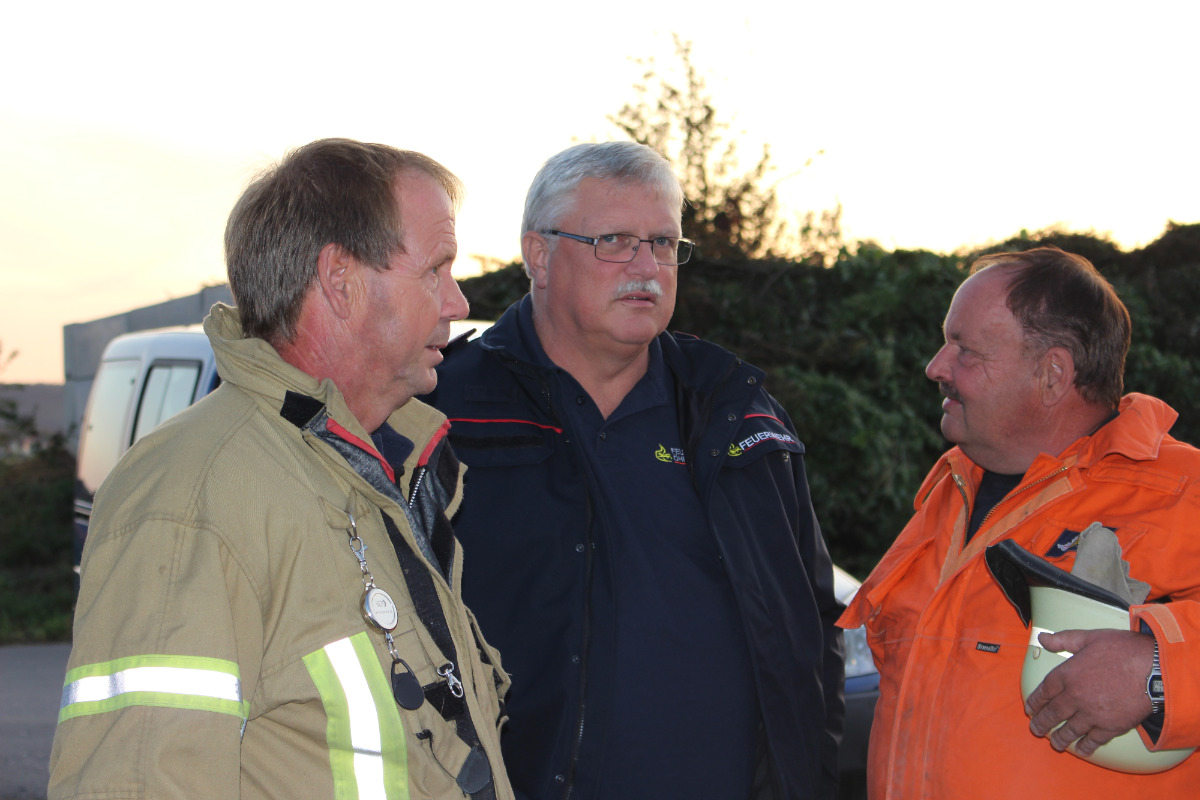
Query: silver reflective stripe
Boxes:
[
  {"xmin": 62, "ymin": 666, "xmax": 241, "ymax": 705},
  {"xmin": 324, "ymin": 638, "xmax": 387, "ymax": 800},
  {"xmin": 58, "ymin": 654, "xmax": 246, "ymax": 723}
]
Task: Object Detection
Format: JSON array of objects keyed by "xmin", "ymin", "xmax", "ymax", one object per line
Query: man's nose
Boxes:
[
  {"xmin": 443, "ymin": 275, "xmax": 469, "ymax": 321},
  {"xmin": 925, "ymin": 345, "xmax": 950, "ymax": 382},
  {"xmin": 626, "ymin": 240, "xmax": 661, "ymax": 277}
]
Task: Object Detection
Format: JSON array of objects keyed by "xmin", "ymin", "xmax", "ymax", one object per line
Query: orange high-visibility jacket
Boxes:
[{"xmin": 840, "ymin": 393, "xmax": 1200, "ymax": 799}]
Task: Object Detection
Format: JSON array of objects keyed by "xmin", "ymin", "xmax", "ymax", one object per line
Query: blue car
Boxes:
[{"xmin": 834, "ymin": 565, "xmax": 879, "ymax": 800}]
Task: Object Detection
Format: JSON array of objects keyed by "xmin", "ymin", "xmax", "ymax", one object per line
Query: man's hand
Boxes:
[{"xmin": 1024, "ymin": 629, "xmax": 1155, "ymax": 756}]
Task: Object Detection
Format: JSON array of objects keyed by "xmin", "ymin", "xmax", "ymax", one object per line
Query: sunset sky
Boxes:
[{"xmin": 3, "ymin": 0, "xmax": 1197, "ymax": 384}]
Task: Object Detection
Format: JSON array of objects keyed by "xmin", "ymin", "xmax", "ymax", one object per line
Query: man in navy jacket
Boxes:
[{"xmin": 425, "ymin": 141, "xmax": 844, "ymax": 800}]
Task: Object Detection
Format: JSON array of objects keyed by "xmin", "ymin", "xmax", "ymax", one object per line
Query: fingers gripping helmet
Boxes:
[{"xmin": 985, "ymin": 539, "xmax": 1194, "ymax": 774}]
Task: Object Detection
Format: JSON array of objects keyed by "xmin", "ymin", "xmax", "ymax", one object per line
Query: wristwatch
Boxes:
[{"xmin": 1146, "ymin": 638, "xmax": 1165, "ymax": 715}]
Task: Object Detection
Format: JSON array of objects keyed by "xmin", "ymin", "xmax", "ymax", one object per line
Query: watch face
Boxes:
[{"xmin": 1150, "ymin": 676, "xmax": 1166, "ymax": 699}]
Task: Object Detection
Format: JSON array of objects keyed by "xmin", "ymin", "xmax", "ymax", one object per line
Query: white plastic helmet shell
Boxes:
[{"xmin": 1024, "ymin": 585, "xmax": 1195, "ymax": 773}]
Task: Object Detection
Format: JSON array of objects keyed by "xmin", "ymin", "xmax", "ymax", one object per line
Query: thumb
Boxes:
[{"xmin": 1037, "ymin": 629, "xmax": 1085, "ymax": 653}]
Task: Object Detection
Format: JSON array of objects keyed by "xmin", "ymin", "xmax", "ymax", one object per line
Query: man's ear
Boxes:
[
  {"xmin": 315, "ymin": 242, "xmax": 358, "ymax": 320},
  {"xmin": 522, "ymin": 231, "xmax": 550, "ymax": 290},
  {"xmin": 1040, "ymin": 346, "xmax": 1076, "ymax": 405}
]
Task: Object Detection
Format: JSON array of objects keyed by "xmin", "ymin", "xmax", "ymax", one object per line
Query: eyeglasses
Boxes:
[{"xmin": 542, "ymin": 230, "xmax": 694, "ymax": 266}]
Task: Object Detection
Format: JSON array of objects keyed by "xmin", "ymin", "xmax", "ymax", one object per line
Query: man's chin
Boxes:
[{"xmin": 939, "ymin": 417, "xmax": 964, "ymax": 445}]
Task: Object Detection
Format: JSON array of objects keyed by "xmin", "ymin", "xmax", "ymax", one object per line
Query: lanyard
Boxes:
[
  {"xmin": 344, "ymin": 510, "xmax": 495, "ymax": 798},
  {"xmin": 345, "ymin": 511, "xmax": 460, "ymax": 706}
]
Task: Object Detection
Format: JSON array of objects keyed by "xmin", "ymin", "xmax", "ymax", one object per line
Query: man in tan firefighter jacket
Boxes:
[{"xmin": 49, "ymin": 138, "xmax": 514, "ymax": 800}]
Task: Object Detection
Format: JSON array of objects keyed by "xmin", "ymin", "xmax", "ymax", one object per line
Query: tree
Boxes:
[
  {"xmin": 0, "ymin": 339, "xmax": 76, "ymax": 643},
  {"xmin": 608, "ymin": 36, "xmax": 841, "ymax": 263},
  {"xmin": 0, "ymin": 340, "xmax": 15, "ymax": 375},
  {"xmin": 0, "ymin": 341, "xmax": 30, "ymax": 455},
  {"xmin": 0, "ymin": 341, "xmax": 66, "ymax": 458}
]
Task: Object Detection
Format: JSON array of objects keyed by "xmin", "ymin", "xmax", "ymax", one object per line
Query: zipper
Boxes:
[
  {"xmin": 535, "ymin": 372, "xmax": 590, "ymax": 800},
  {"xmin": 408, "ymin": 465, "xmax": 426, "ymax": 509},
  {"xmin": 562, "ymin": 486, "xmax": 594, "ymax": 800},
  {"xmin": 956, "ymin": 464, "xmax": 1070, "ymax": 545}
]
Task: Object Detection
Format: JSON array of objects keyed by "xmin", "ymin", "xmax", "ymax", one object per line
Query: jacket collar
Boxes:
[
  {"xmin": 923, "ymin": 392, "xmax": 1179, "ymax": 506},
  {"xmin": 479, "ymin": 294, "xmax": 756, "ymax": 394},
  {"xmin": 205, "ymin": 303, "xmax": 448, "ymax": 476}
]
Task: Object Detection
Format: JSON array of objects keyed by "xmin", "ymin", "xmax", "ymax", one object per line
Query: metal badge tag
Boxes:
[{"xmin": 362, "ymin": 586, "xmax": 399, "ymax": 632}]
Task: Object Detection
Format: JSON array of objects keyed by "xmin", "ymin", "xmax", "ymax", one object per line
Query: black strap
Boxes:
[
  {"xmin": 380, "ymin": 512, "xmax": 495, "ymax": 799},
  {"xmin": 280, "ymin": 390, "xmax": 325, "ymax": 427},
  {"xmin": 381, "ymin": 513, "xmax": 459, "ymax": 667}
]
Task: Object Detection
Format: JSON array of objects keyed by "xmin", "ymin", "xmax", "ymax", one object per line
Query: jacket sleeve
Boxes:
[
  {"xmin": 781, "ymin": 400, "xmax": 846, "ymax": 800},
  {"xmin": 1128, "ymin": 474, "xmax": 1200, "ymax": 751},
  {"xmin": 1132, "ymin": 599, "xmax": 1200, "ymax": 749},
  {"xmin": 49, "ymin": 516, "xmax": 259, "ymax": 799}
]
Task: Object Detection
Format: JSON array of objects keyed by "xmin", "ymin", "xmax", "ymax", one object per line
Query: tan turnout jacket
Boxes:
[{"xmin": 50, "ymin": 304, "xmax": 512, "ymax": 800}]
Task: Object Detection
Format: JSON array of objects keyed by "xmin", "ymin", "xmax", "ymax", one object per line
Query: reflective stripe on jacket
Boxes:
[{"xmin": 59, "ymin": 655, "xmax": 246, "ymax": 722}]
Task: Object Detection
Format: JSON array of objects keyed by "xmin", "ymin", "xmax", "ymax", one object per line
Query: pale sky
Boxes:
[{"xmin": 3, "ymin": 0, "xmax": 1197, "ymax": 384}]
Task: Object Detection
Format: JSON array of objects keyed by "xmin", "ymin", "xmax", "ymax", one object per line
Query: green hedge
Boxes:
[
  {"xmin": 0, "ymin": 445, "xmax": 76, "ymax": 643},
  {"xmin": 458, "ymin": 225, "xmax": 1200, "ymax": 576}
]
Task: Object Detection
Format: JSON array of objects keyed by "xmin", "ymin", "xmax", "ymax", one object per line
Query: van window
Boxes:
[
  {"xmin": 77, "ymin": 359, "xmax": 141, "ymax": 495},
  {"xmin": 132, "ymin": 361, "xmax": 202, "ymax": 444}
]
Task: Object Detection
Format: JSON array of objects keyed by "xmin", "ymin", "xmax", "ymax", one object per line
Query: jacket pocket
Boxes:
[
  {"xmin": 446, "ymin": 419, "xmax": 557, "ymax": 468},
  {"xmin": 854, "ymin": 538, "xmax": 937, "ymax": 663},
  {"xmin": 391, "ymin": 618, "xmax": 484, "ymax": 790}
]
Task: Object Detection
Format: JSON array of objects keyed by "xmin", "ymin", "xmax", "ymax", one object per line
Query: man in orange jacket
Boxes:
[{"xmin": 840, "ymin": 246, "xmax": 1200, "ymax": 798}]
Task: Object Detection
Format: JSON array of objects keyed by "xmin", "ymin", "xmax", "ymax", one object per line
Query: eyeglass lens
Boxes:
[{"xmin": 595, "ymin": 235, "xmax": 692, "ymax": 265}]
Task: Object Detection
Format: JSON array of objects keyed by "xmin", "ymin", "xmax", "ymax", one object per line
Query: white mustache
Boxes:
[{"xmin": 613, "ymin": 279, "xmax": 663, "ymax": 300}]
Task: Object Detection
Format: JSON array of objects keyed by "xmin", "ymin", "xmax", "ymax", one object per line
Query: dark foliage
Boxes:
[
  {"xmin": 455, "ymin": 225, "xmax": 1200, "ymax": 576},
  {"xmin": 0, "ymin": 445, "xmax": 76, "ymax": 643}
]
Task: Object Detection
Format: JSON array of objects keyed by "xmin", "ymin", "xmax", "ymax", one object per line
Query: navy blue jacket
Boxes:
[{"xmin": 425, "ymin": 297, "xmax": 844, "ymax": 800}]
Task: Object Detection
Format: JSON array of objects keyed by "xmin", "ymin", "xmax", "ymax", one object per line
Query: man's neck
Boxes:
[
  {"xmin": 971, "ymin": 400, "xmax": 1118, "ymax": 474},
  {"xmin": 535, "ymin": 330, "xmax": 652, "ymax": 419},
  {"xmin": 276, "ymin": 324, "xmax": 393, "ymax": 434},
  {"xmin": 565, "ymin": 347, "xmax": 650, "ymax": 419}
]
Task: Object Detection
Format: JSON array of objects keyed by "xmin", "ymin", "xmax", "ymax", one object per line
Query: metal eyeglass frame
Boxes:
[{"xmin": 542, "ymin": 230, "xmax": 694, "ymax": 266}]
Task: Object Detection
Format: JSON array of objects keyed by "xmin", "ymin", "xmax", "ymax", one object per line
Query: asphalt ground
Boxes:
[{"xmin": 0, "ymin": 643, "xmax": 69, "ymax": 800}]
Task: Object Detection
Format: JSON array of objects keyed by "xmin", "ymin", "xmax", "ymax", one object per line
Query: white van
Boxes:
[
  {"xmin": 72, "ymin": 326, "xmax": 219, "ymax": 570},
  {"xmin": 71, "ymin": 320, "xmax": 491, "ymax": 571}
]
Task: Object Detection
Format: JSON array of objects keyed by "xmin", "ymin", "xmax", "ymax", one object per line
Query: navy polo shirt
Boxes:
[{"xmin": 521, "ymin": 316, "xmax": 758, "ymax": 798}]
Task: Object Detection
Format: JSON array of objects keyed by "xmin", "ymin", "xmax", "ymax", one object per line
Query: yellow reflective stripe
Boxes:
[
  {"xmin": 304, "ymin": 633, "xmax": 409, "ymax": 800},
  {"xmin": 329, "ymin": 637, "xmax": 386, "ymax": 799},
  {"xmin": 59, "ymin": 654, "xmax": 246, "ymax": 723}
]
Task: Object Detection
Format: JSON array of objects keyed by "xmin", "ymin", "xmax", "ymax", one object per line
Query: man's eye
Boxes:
[
  {"xmin": 652, "ymin": 236, "xmax": 676, "ymax": 247},
  {"xmin": 598, "ymin": 234, "xmax": 622, "ymax": 245}
]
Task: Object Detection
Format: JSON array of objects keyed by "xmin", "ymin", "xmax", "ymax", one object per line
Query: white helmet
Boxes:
[{"xmin": 986, "ymin": 539, "xmax": 1194, "ymax": 774}]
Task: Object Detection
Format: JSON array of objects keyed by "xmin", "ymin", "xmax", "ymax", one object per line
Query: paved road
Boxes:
[{"xmin": 0, "ymin": 643, "xmax": 69, "ymax": 800}]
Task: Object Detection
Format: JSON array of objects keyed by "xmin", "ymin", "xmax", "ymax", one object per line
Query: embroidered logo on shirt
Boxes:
[
  {"xmin": 731, "ymin": 430, "xmax": 796, "ymax": 455},
  {"xmin": 1045, "ymin": 529, "xmax": 1083, "ymax": 557},
  {"xmin": 654, "ymin": 444, "xmax": 687, "ymax": 465},
  {"xmin": 1042, "ymin": 525, "xmax": 1119, "ymax": 559},
  {"xmin": 976, "ymin": 642, "xmax": 1001, "ymax": 653}
]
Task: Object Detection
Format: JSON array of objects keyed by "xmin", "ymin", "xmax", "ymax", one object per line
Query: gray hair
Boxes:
[
  {"xmin": 224, "ymin": 138, "xmax": 463, "ymax": 344},
  {"xmin": 521, "ymin": 142, "xmax": 684, "ymax": 275}
]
